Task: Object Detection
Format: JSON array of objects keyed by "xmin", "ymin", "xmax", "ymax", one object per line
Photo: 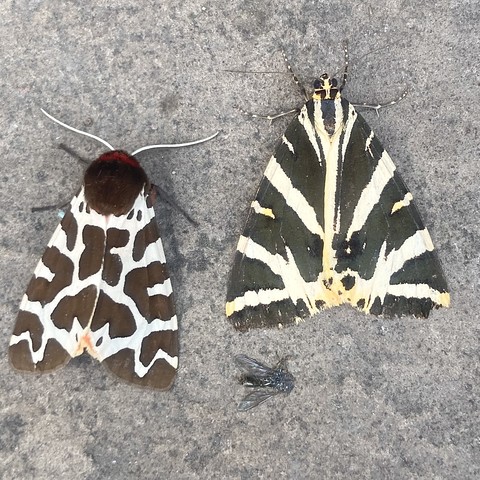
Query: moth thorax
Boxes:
[
  {"xmin": 313, "ymin": 94, "xmax": 344, "ymax": 138},
  {"xmin": 83, "ymin": 150, "xmax": 149, "ymax": 216},
  {"xmin": 312, "ymin": 74, "xmax": 341, "ymax": 100}
]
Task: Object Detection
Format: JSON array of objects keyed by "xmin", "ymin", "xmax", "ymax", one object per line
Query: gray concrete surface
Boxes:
[{"xmin": 1, "ymin": 1, "xmax": 479, "ymax": 479}]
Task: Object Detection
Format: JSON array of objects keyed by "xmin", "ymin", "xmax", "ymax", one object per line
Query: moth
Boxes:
[
  {"xmin": 235, "ymin": 354, "xmax": 295, "ymax": 411},
  {"xmin": 9, "ymin": 109, "xmax": 218, "ymax": 389},
  {"xmin": 226, "ymin": 45, "xmax": 450, "ymax": 331}
]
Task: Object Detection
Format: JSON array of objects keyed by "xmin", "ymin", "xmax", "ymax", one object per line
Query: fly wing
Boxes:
[
  {"xmin": 237, "ymin": 389, "xmax": 279, "ymax": 411},
  {"xmin": 234, "ymin": 354, "xmax": 274, "ymax": 379}
]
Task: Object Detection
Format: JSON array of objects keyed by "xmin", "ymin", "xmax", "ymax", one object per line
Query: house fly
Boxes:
[{"xmin": 235, "ymin": 354, "xmax": 295, "ymax": 411}]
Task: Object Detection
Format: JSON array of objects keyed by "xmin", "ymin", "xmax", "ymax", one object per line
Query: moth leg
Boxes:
[
  {"xmin": 152, "ymin": 184, "xmax": 199, "ymax": 227},
  {"xmin": 31, "ymin": 201, "xmax": 70, "ymax": 213},
  {"xmin": 251, "ymin": 108, "xmax": 300, "ymax": 122},
  {"xmin": 274, "ymin": 356, "xmax": 293, "ymax": 373},
  {"xmin": 345, "ymin": 40, "xmax": 407, "ymax": 115},
  {"xmin": 351, "ymin": 89, "xmax": 408, "ymax": 115},
  {"xmin": 235, "ymin": 49, "xmax": 307, "ymax": 123}
]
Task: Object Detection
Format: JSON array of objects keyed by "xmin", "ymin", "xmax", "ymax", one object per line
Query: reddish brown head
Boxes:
[{"xmin": 84, "ymin": 150, "xmax": 149, "ymax": 216}]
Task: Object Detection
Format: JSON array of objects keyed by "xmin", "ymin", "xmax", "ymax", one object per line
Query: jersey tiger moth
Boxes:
[
  {"xmin": 9, "ymin": 109, "xmax": 218, "ymax": 389},
  {"xmin": 226, "ymin": 45, "xmax": 450, "ymax": 331}
]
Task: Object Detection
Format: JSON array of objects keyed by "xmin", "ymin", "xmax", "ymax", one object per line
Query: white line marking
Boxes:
[
  {"xmin": 282, "ymin": 135, "xmax": 295, "ymax": 154},
  {"xmin": 251, "ymin": 200, "xmax": 275, "ymax": 219},
  {"xmin": 264, "ymin": 156, "xmax": 324, "ymax": 238},
  {"xmin": 347, "ymin": 150, "xmax": 396, "ymax": 240}
]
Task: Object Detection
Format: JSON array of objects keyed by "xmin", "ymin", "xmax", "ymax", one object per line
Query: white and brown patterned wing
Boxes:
[
  {"xmin": 10, "ymin": 150, "xmax": 178, "ymax": 389},
  {"xmin": 9, "ymin": 188, "xmax": 102, "ymax": 371},
  {"xmin": 90, "ymin": 190, "xmax": 178, "ymax": 390}
]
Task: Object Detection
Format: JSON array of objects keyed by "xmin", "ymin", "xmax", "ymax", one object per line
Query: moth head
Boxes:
[{"xmin": 312, "ymin": 74, "xmax": 341, "ymax": 101}]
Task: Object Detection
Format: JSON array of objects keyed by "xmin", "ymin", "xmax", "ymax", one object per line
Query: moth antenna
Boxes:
[
  {"xmin": 223, "ymin": 69, "xmax": 286, "ymax": 74},
  {"xmin": 40, "ymin": 109, "xmax": 115, "ymax": 151},
  {"xmin": 131, "ymin": 130, "xmax": 220, "ymax": 156}
]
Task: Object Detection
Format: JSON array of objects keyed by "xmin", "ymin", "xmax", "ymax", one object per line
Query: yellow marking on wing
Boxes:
[
  {"xmin": 251, "ymin": 200, "xmax": 275, "ymax": 219},
  {"xmin": 391, "ymin": 192, "xmax": 413, "ymax": 214},
  {"xmin": 226, "ymin": 301, "xmax": 235, "ymax": 317},
  {"xmin": 438, "ymin": 292, "xmax": 450, "ymax": 307},
  {"xmin": 314, "ymin": 272, "xmax": 352, "ymax": 308}
]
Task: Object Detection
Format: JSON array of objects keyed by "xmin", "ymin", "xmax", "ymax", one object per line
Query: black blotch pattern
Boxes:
[{"xmin": 341, "ymin": 275, "xmax": 355, "ymax": 290}]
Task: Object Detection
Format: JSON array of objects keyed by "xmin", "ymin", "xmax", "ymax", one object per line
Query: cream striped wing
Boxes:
[{"xmin": 226, "ymin": 97, "xmax": 449, "ymax": 331}]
